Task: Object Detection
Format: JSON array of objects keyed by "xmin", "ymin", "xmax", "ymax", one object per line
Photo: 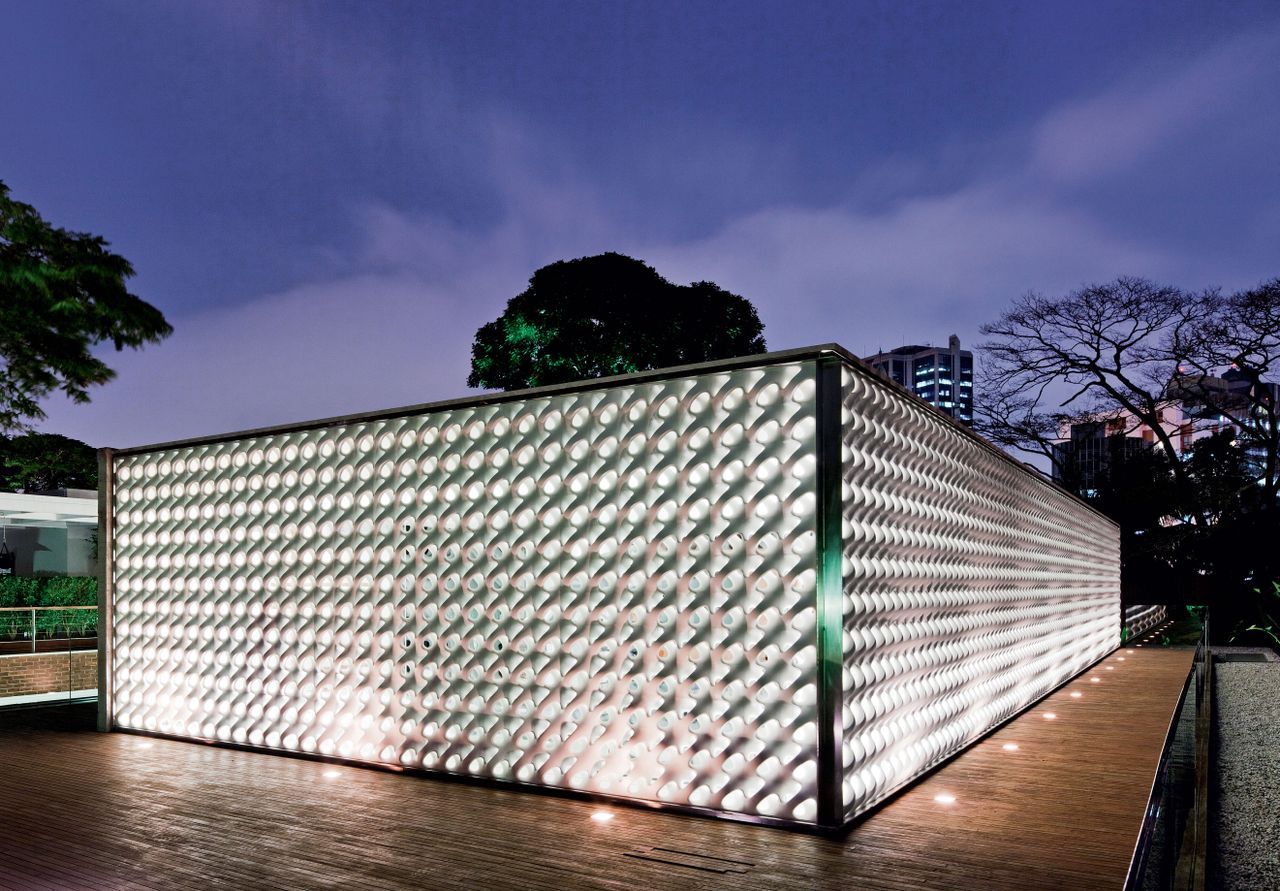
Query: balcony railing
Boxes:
[
  {"xmin": 0, "ymin": 606, "xmax": 98, "ymax": 707},
  {"xmin": 1125, "ymin": 614, "xmax": 1211, "ymax": 891}
]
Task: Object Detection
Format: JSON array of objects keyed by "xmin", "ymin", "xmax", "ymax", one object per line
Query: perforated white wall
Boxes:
[
  {"xmin": 110, "ymin": 362, "xmax": 823, "ymax": 823},
  {"xmin": 1124, "ymin": 604, "xmax": 1168, "ymax": 639},
  {"xmin": 106, "ymin": 349, "xmax": 1121, "ymax": 829},
  {"xmin": 838, "ymin": 366, "xmax": 1120, "ymax": 819}
]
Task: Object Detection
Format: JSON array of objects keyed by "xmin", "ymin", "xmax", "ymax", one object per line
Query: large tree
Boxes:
[
  {"xmin": 467, "ymin": 252, "xmax": 766, "ymax": 390},
  {"xmin": 977, "ymin": 277, "xmax": 1212, "ymax": 518},
  {"xmin": 978, "ymin": 276, "xmax": 1280, "ymax": 645},
  {"xmin": 0, "ymin": 432, "xmax": 97, "ymax": 492},
  {"xmin": 0, "ymin": 181, "xmax": 172, "ymax": 431}
]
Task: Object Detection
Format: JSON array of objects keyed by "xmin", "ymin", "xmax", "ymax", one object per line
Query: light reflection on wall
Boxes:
[{"xmin": 107, "ymin": 350, "xmax": 1120, "ymax": 829}]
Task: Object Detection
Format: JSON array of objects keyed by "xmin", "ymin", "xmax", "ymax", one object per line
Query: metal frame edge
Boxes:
[
  {"xmin": 814, "ymin": 357, "xmax": 845, "ymax": 828},
  {"xmin": 97, "ymin": 447, "xmax": 114, "ymax": 732}
]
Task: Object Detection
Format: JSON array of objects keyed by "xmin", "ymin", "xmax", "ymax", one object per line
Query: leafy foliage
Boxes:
[
  {"xmin": 468, "ymin": 253, "xmax": 766, "ymax": 390},
  {"xmin": 0, "ymin": 181, "xmax": 172, "ymax": 431},
  {"xmin": 0, "ymin": 575, "xmax": 97, "ymax": 608},
  {"xmin": 0, "ymin": 576, "xmax": 97, "ymax": 637},
  {"xmin": 0, "ymin": 432, "xmax": 97, "ymax": 492}
]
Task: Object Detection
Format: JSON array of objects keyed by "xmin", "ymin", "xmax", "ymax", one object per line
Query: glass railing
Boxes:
[
  {"xmin": 1125, "ymin": 614, "xmax": 1211, "ymax": 891},
  {"xmin": 0, "ymin": 606, "xmax": 98, "ymax": 708}
]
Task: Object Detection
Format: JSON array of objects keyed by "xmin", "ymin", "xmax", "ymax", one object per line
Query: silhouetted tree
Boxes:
[
  {"xmin": 467, "ymin": 253, "xmax": 766, "ymax": 390},
  {"xmin": 979, "ymin": 277, "xmax": 1280, "ymax": 646},
  {"xmin": 1, "ymin": 180, "xmax": 172, "ymax": 431},
  {"xmin": 0, "ymin": 432, "xmax": 97, "ymax": 492}
]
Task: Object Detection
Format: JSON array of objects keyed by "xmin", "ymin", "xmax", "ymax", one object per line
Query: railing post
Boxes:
[
  {"xmin": 31, "ymin": 607, "xmax": 36, "ymax": 654},
  {"xmin": 98, "ymin": 447, "xmax": 115, "ymax": 732}
]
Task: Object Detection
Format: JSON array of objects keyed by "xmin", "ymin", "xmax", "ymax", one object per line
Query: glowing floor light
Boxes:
[
  {"xmin": 1001, "ymin": 743, "xmax": 1019, "ymax": 751},
  {"xmin": 1043, "ymin": 712, "xmax": 1057, "ymax": 720},
  {"xmin": 591, "ymin": 811, "xmax": 615, "ymax": 823},
  {"xmin": 934, "ymin": 793, "xmax": 956, "ymax": 805}
]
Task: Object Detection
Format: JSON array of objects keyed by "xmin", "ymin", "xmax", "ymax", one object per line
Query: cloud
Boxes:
[
  {"xmin": 38, "ymin": 273, "xmax": 489, "ymax": 448},
  {"xmin": 1031, "ymin": 28, "xmax": 1280, "ymax": 183},
  {"xmin": 640, "ymin": 182, "xmax": 1169, "ymax": 356},
  {"xmin": 36, "ymin": 22, "xmax": 1280, "ymax": 447}
]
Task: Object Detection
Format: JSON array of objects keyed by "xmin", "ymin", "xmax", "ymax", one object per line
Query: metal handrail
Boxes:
[{"xmin": 1173, "ymin": 614, "xmax": 1211, "ymax": 890}]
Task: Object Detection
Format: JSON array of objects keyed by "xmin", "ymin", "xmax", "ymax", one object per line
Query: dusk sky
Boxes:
[{"xmin": 4, "ymin": 1, "xmax": 1279, "ymax": 448}]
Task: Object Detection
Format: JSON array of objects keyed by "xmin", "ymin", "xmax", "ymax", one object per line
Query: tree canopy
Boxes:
[
  {"xmin": 467, "ymin": 253, "xmax": 766, "ymax": 390},
  {"xmin": 0, "ymin": 432, "xmax": 97, "ymax": 492},
  {"xmin": 0, "ymin": 181, "xmax": 172, "ymax": 431}
]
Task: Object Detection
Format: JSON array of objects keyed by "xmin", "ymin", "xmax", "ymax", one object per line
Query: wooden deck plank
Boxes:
[{"xmin": 0, "ymin": 645, "xmax": 1192, "ymax": 891}]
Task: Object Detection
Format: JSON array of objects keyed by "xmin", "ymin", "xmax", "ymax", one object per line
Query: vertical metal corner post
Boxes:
[
  {"xmin": 814, "ymin": 357, "xmax": 845, "ymax": 829},
  {"xmin": 97, "ymin": 448, "xmax": 114, "ymax": 732}
]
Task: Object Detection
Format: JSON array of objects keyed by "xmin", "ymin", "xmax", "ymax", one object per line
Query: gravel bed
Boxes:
[{"xmin": 1212, "ymin": 655, "xmax": 1280, "ymax": 890}]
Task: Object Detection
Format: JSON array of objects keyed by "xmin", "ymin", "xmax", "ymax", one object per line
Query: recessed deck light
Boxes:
[
  {"xmin": 323, "ymin": 769, "xmax": 341, "ymax": 779},
  {"xmin": 934, "ymin": 794, "xmax": 956, "ymax": 804},
  {"xmin": 591, "ymin": 811, "xmax": 615, "ymax": 823},
  {"xmin": 1043, "ymin": 712, "xmax": 1057, "ymax": 720},
  {"xmin": 1070, "ymin": 692, "xmax": 1082, "ymax": 698},
  {"xmin": 1001, "ymin": 743, "xmax": 1019, "ymax": 751}
]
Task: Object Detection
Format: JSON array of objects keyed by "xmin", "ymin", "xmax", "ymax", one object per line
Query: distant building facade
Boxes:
[
  {"xmin": 864, "ymin": 335, "xmax": 974, "ymax": 425},
  {"xmin": 1051, "ymin": 367, "xmax": 1275, "ymax": 492}
]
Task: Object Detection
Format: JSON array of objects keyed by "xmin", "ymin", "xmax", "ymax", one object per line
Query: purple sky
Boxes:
[{"xmin": 4, "ymin": 1, "xmax": 1279, "ymax": 448}]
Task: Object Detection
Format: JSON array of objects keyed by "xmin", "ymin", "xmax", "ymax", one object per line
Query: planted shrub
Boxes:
[{"xmin": 0, "ymin": 576, "xmax": 98, "ymax": 637}]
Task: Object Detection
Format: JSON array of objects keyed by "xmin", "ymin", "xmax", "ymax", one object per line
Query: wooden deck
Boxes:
[{"xmin": 0, "ymin": 645, "xmax": 1192, "ymax": 891}]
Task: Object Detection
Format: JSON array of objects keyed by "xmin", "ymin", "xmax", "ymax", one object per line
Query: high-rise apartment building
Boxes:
[{"xmin": 864, "ymin": 335, "xmax": 974, "ymax": 425}]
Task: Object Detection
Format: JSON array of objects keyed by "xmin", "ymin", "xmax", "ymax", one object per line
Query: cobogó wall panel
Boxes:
[
  {"xmin": 1123, "ymin": 604, "xmax": 1168, "ymax": 640},
  {"xmin": 838, "ymin": 366, "xmax": 1120, "ymax": 819},
  {"xmin": 105, "ymin": 346, "xmax": 1120, "ymax": 830},
  {"xmin": 110, "ymin": 361, "xmax": 824, "ymax": 824}
]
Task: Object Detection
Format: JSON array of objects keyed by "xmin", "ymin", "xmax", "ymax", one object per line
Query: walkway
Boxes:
[{"xmin": 0, "ymin": 646, "xmax": 1193, "ymax": 891}]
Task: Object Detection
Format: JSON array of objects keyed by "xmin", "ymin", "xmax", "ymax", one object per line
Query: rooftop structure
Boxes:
[{"xmin": 0, "ymin": 491, "xmax": 98, "ymax": 577}]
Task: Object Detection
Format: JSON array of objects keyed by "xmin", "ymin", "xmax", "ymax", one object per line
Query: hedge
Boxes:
[
  {"xmin": 0, "ymin": 576, "xmax": 97, "ymax": 608},
  {"xmin": 0, "ymin": 576, "xmax": 97, "ymax": 637}
]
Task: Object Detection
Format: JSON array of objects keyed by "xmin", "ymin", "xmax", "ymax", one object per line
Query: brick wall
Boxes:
[{"xmin": 0, "ymin": 652, "xmax": 97, "ymax": 698}]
